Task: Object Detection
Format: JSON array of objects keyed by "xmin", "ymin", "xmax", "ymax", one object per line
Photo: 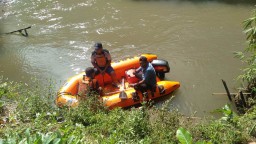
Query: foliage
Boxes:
[
  {"xmin": 190, "ymin": 105, "xmax": 253, "ymax": 144},
  {"xmin": 176, "ymin": 127, "xmax": 212, "ymax": 144},
  {"xmin": 235, "ymin": 9, "xmax": 256, "ymax": 87},
  {"xmin": 236, "ymin": 105, "xmax": 256, "ymax": 138},
  {"xmin": 214, "ymin": 104, "xmax": 236, "ymax": 123},
  {"xmin": 192, "ymin": 121, "xmax": 247, "ymax": 144},
  {"xmin": 1, "ymin": 128, "xmax": 85, "ymax": 144},
  {"xmin": 176, "ymin": 104, "xmax": 251, "ymax": 144},
  {"xmin": 0, "ymin": 79, "xmax": 179, "ymax": 143},
  {"xmin": 176, "ymin": 127, "xmax": 193, "ymax": 144},
  {"xmin": 0, "ymin": 79, "xmax": 256, "ymax": 143},
  {"xmin": 148, "ymin": 105, "xmax": 181, "ymax": 143}
]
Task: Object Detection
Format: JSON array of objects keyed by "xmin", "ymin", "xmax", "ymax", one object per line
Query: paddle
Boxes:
[
  {"xmin": 101, "ymin": 73, "xmax": 105, "ymax": 88},
  {"xmin": 119, "ymin": 78, "xmax": 127, "ymax": 100},
  {"xmin": 105, "ymin": 88, "xmax": 133, "ymax": 95}
]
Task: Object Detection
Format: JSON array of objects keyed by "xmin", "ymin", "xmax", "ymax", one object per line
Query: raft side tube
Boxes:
[
  {"xmin": 103, "ymin": 81, "xmax": 180, "ymax": 109},
  {"xmin": 56, "ymin": 94, "xmax": 79, "ymax": 107},
  {"xmin": 58, "ymin": 74, "xmax": 83, "ymax": 96}
]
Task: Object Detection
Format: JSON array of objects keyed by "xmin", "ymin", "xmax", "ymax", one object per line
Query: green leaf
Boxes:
[
  {"xmin": 195, "ymin": 141, "xmax": 212, "ymax": 144},
  {"xmin": 0, "ymin": 82, "xmax": 7, "ymax": 88},
  {"xmin": 222, "ymin": 105, "xmax": 232, "ymax": 116},
  {"xmin": 195, "ymin": 141, "xmax": 205, "ymax": 144},
  {"xmin": 243, "ymin": 19, "xmax": 252, "ymax": 29},
  {"xmin": 0, "ymin": 101, "xmax": 5, "ymax": 109},
  {"xmin": 42, "ymin": 133, "xmax": 55, "ymax": 144},
  {"xmin": 244, "ymin": 27, "xmax": 254, "ymax": 34},
  {"xmin": 176, "ymin": 127, "xmax": 192, "ymax": 144},
  {"xmin": 234, "ymin": 51, "xmax": 244, "ymax": 60},
  {"xmin": 25, "ymin": 128, "xmax": 30, "ymax": 143},
  {"xmin": 52, "ymin": 138, "xmax": 61, "ymax": 144},
  {"xmin": 67, "ymin": 135, "xmax": 75, "ymax": 144}
]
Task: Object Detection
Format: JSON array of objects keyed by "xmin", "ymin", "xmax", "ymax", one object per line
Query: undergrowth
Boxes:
[{"xmin": 0, "ymin": 78, "xmax": 255, "ymax": 144}]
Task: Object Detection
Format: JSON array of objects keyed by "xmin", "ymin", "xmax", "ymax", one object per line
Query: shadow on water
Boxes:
[{"xmin": 132, "ymin": 0, "xmax": 256, "ymax": 5}]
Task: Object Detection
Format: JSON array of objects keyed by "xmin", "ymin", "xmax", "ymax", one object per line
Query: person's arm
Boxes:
[
  {"xmin": 92, "ymin": 62, "xmax": 101, "ymax": 71},
  {"xmin": 134, "ymin": 79, "xmax": 144, "ymax": 86},
  {"xmin": 133, "ymin": 67, "xmax": 142, "ymax": 75},
  {"xmin": 134, "ymin": 69, "xmax": 150, "ymax": 86},
  {"xmin": 103, "ymin": 60, "xmax": 111, "ymax": 73},
  {"xmin": 131, "ymin": 70, "xmax": 146, "ymax": 87},
  {"xmin": 102, "ymin": 52, "xmax": 111, "ymax": 73},
  {"xmin": 96, "ymin": 80, "xmax": 102, "ymax": 91}
]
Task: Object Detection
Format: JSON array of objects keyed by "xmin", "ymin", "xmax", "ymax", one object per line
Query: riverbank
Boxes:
[{"xmin": 0, "ymin": 79, "xmax": 255, "ymax": 143}]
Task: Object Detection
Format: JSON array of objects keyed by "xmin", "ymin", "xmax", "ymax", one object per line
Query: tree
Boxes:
[{"xmin": 235, "ymin": 8, "xmax": 256, "ymax": 91}]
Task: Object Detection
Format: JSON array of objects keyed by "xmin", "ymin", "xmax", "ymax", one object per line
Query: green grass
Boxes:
[{"xmin": 0, "ymin": 79, "xmax": 255, "ymax": 144}]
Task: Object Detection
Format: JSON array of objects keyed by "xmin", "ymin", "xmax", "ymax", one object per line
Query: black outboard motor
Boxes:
[{"xmin": 151, "ymin": 59, "xmax": 170, "ymax": 80}]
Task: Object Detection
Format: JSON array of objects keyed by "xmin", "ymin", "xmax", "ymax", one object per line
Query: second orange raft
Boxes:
[{"xmin": 56, "ymin": 54, "xmax": 180, "ymax": 109}]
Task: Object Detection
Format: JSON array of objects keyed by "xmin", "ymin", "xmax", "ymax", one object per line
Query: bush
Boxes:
[
  {"xmin": 235, "ymin": 9, "xmax": 256, "ymax": 90},
  {"xmin": 192, "ymin": 121, "xmax": 247, "ymax": 144},
  {"xmin": 0, "ymin": 79, "xmax": 256, "ymax": 143},
  {"xmin": 148, "ymin": 107, "xmax": 181, "ymax": 143}
]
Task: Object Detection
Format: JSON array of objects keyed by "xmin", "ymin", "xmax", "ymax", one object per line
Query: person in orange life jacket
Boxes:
[
  {"xmin": 129, "ymin": 56, "xmax": 157, "ymax": 95},
  {"xmin": 78, "ymin": 67, "xmax": 102, "ymax": 97},
  {"xmin": 91, "ymin": 42, "xmax": 119, "ymax": 87}
]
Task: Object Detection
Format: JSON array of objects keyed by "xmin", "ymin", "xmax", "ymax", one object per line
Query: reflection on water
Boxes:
[{"xmin": 0, "ymin": 0, "xmax": 255, "ymax": 116}]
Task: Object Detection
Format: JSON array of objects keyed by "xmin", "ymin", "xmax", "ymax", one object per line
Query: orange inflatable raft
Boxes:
[{"xmin": 56, "ymin": 54, "xmax": 180, "ymax": 109}]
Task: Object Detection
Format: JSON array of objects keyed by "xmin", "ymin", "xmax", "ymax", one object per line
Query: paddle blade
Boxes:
[{"xmin": 119, "ymin": 91, "xmax": 128, "ymax": 100}]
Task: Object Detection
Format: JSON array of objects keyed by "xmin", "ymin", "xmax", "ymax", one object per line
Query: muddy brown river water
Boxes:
[{"xmin": 0, "ymin": 0, "xmax": 255, "ymax": 116}]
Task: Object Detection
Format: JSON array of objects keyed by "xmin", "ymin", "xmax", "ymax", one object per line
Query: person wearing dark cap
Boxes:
[
  {"xmin": 91, "ymin": 42, "xmax": 119, "ymax": 87},
  {"xmin": 78, "ymin": 67, "xmax": 102, "ymax": 97},
  {"xmin": 129, "ymin": 56, "xmax": 157, "ymax": 96}
]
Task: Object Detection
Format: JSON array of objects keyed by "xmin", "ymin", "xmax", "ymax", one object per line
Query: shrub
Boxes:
[
  {"xmin": 235, "ymin": 9, "xmax": 256, "ymax": 90},
  {"xmin": 0, "ymin": 79, "xmax": 256, "ymax": 143}
]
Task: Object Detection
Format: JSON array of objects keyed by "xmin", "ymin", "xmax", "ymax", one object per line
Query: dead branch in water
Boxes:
[{"xmin": 5, "ymin": 26, "xmax": 31, "ymax": 37}]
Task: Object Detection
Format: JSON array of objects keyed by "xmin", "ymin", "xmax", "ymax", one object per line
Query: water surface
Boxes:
[{"xmin": 0, "ymin": 0, "xmax": 255, "ymax": 116}]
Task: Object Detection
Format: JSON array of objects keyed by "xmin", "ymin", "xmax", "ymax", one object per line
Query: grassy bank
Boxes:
[{"xmin": 0, "ymin": 79, "xmax": 255, "ymax": 144}]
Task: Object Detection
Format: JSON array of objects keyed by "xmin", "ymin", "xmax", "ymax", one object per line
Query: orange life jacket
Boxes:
[
  {"xmin": 92, "ymin": 49, "xmax": 109, "ymax": 67},
  {"xmin": 78, "ymin": 76, "xmax": 98, "ymax": 96},
  {"xmin": 95, "ymin": 54, "xmax": 107, "ymax": 67}
]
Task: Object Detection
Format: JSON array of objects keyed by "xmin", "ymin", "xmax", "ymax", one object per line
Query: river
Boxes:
[{"xmin": 0, "ymin": 0, "xmax": 255, "ymax": 116}]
